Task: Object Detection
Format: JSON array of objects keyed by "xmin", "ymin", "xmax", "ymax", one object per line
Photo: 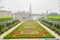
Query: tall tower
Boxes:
[
  {"xmin": 59, "ymin": 5, "xmax": 60, "ymax": 14},
  {"xmin": 45, "ymin": 11, "xmax": 48, "ymax": 20},
  {"xmin": 30, "ymin": 4, "xmax": 32, "ymax": 14},
  {"xmin": 29, "ymin": 4, "xmax": 32, "ymax": 20}
]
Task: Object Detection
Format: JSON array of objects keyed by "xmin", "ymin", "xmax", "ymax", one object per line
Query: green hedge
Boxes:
[
  {"xmin": 48, "ymin": 16, "xmax": 60, "ymax": 21},
  {"xmin": 0, "ymin": 16, "xmax": 13, "ymax": 22},
  {"xmin": 40, "ymin": 20, "xmax": 60, "ymax": 35},
  {"xmin": 0, "ymin": 20, "xmax": 20, "ymax": 35}
]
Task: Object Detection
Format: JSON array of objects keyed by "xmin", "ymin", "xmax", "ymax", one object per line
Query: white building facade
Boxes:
[
  {"xmin": 0, "ymin": 10, "xmax": 14, "ymax": 19},
  {"xmin": 14, "ymin": 11, "xmax": 31, "ymax": 21}
]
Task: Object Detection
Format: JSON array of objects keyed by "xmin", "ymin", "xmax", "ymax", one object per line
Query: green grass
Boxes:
[
  {"xmin": 48, "ymin": 16, "xmax": 60, "ymax": 21},
  {"xmin": 38, "ymin": 16, "xmax": 60, "ymax": 21},
  {"xmin": 4, "ymin": 21, "xmax": 55, "ymax": 39},
  {"xmin": 0, "ymin": 16, "xmax": 13, "ymax": 22}
]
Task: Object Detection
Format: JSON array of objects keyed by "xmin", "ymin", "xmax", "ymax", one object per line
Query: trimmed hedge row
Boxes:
[
  {"xmin": 48, "ymin": 16, "xmax": 60, "ymax": 21},
  {"xmin": 4, "ymin": 36, "xmax": 55, "ymax": 39},
  {"xmin": 0, "ymin": 16, "xmax": 13, "ymax": 22},
  {"xmin": 39, "ymin": 20, "xmax": 60, "ymax": 35},
  {"xmin": 0, "ymin": 20, "xmax": 20, "ymax": 35}
]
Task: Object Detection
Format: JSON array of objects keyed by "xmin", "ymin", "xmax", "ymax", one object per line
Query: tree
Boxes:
[{"xmin": 48, "ymin": 12, "xmax": 59, "ymax": 16}]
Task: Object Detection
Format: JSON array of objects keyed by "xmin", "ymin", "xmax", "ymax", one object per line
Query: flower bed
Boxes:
[{"xmin": 4, "ymin": 21, "xmax": 55, "ymax": 39}]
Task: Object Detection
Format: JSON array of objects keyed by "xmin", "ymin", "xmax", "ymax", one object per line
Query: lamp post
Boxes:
[
  {"xmin": 0, "ymin": 0, "xmax": 4, "ymax": 17},
  {"xmin": 0, "ymin": 6, "xmax": 4, "ymax": 17},
  {"xmin": 59, "ymin": 5, "xmax": 60, "ymax": 14},
  {"xmin": 58, "ymin": 0, "xmax": 60, "ymax": 15},
  {"xmin": 45, "ymin": 11, "xmax": 48, "ymax": 20}
]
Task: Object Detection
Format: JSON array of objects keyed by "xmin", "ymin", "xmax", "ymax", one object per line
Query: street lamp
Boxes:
[
  {"xmin": 0, "ymin": 6, "xmax": 4, "ymax": 10},
  {"xmin": 59, "ymin": 5, "xmax": 60, "ymax": 13},
  {"xmin": 0, "ymin": 0, "xmax": 4, "ymax": 17},
  {"xmin": 0, "ymin": 6, "xmax": 4, "ymax": 17}
]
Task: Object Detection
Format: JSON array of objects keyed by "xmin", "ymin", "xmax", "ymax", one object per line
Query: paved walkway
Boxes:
[{"xmin": 37, "ymin": 21, "xmax": 60, "ymax": 38}]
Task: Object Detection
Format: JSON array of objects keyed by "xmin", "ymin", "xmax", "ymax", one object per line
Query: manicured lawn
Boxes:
[
  {"xmin": 0, "ymin": 16, "xmax": 13, "ymax": 22},
  {"xmin": 48, "ymin": 16, "xmax": 60, "ymax": 21},
  {"xmin": 4, "ymin": 21, "xmax": 55, "ymax": 39}
]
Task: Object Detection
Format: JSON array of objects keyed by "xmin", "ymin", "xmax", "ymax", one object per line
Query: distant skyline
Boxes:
[{"xmin": 0, "ymin": 0, "xmax": 60, "ymax": 14}]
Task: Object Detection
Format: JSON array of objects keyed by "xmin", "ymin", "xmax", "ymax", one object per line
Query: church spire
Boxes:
[
  {"xmin": 29, "ymin": 3, "xmax": 32, "ymax": 20},
  {"xmin": 30, "ymin": 4, "xmax": 32, "ymax": 14}
]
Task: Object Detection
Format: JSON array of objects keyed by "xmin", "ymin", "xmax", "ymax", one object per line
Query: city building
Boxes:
[
  {"xmin": 0, "ymin": 10, "xmax": 14, "ymax": 19},
  {"xmin": 14, "ymin": 11, "xmax": 30, "ymax": 21}
]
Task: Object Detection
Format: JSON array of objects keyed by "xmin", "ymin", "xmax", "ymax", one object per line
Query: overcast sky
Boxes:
[{"xmin": 0, "ymin": 0, "xmax": 60, "ymax": 14}]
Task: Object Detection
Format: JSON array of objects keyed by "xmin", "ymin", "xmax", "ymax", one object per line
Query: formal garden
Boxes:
[
  {"xmin": 4, "ymin": 21, "xmax": 55, "ymax": 39},
  {"xmin": 0, "ymin": 16, "xmax": 20, "ymax": 35},
  {"xmin": 38, "ymin": 16, "xmax": 60, "ymax": 35}
]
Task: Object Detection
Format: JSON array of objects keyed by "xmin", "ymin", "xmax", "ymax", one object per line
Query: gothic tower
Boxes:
[{"xmin": 29, "ymin": 4, "xmax": 32, "ymax": 20}]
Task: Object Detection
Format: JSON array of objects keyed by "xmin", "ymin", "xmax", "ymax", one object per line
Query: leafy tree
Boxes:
[{"xmin": 48, "ymin": 12, "xmax": 59, "ymax": 16}]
